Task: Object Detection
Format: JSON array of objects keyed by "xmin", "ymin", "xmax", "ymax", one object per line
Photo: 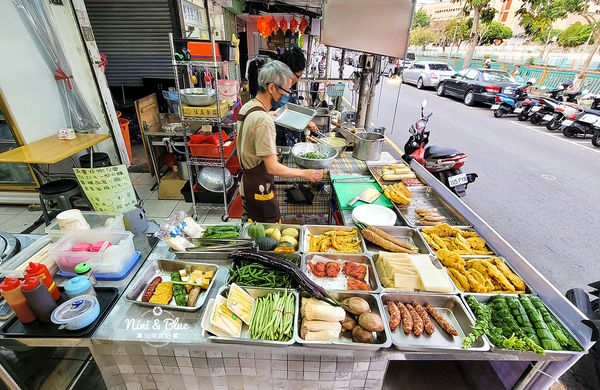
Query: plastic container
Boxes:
[
  {"xmin": 64, "ymin": 276, "xmax": 96, "ymax": 299},
  {"xmin": 49, "ymin": 230, "xmax": 135, "ymax": 275},
  {"xmin": 24, "ymin": 262, "xmax": 61, "ymax": 301},
  {"xmin": 21, "ymin": 276, "xmax": 57, "ymax": 323},
  {"xmin": 118, "ymin": 117, "xmax": 132, "ymax": 162},
  {"xmin": 0, "ymin": 278, "xmax": 36, "ymax": 324},
  {"xmin": 45, "ymin": 211, "xmax": 125, "ymax": 242},
  {"xmin": 75, "ymin": 262, "xmax": 96, "ymax": 286},
  {"xmin": 217, "ymin": 79, "xmax": 240, "ymax": 101},
  {"xmin": 51, "ymin": 295, "xmax": 100, "ymax": 330},
  {"xmin": 187, "ymin": 137, "xmax": 236, "ymax": 158}
]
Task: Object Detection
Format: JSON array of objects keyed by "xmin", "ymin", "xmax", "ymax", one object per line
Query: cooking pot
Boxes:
[{"xmin": 352, "ymin": 132, "xmax": 386, "ymax": 161}]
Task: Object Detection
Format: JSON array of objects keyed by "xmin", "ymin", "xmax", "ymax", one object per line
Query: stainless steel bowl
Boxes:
[
  {"xmin": 196, "ymin": 167, "xmax": 234, "ymax": 192},
  {"xmin": 290, "ymin": 142, "xmax": 338, "ymax": 169},
  {"xmin": 180, "ymin": 88, "xmax": 216, "ymax": 106},
  {"xmin": 318, "ymin": 134, "xmax": 348, "ymax": 154}
]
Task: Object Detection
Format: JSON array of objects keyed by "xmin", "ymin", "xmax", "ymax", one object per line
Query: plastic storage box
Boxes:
[
  {"xmin": 45, "ymin": 211, "xmax": 125, "ymax": 242},
  {"xmin": 49, "ymin": 231, "xmax": 135, "ymax": 275}
]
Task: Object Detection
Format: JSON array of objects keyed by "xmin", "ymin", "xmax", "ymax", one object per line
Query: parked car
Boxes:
[
  {"xmin": 436, "ymin": 68, "xmax": 521, "ymax": 106},
  {"xmin": 401, "ymin": 61, "xmax": 456, "ymax": 88}
]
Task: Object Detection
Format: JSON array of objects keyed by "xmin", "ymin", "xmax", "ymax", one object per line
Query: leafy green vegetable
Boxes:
[
  {"xmin": 300, "ymin": 151, "xmax": 327, "ymax": 159},
  {"xmin": 170, "ymin": 272, "xmax": 187, "ymax": 306}
]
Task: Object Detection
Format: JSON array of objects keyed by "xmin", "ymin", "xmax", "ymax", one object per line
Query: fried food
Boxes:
[
  {"xmin": 480, "ymin": 261, "xmax": 516, "ymax": 292},
  {"xmin": 310, "ymin": 230, "xmax": 361, "ymax": 253},
  {"xmin": 342, "ymin": 262, "xmax": 367, "ymax": 281},
  {"xmin": 436, "ymin": 249, "xmax": 466, "ymax": 270},
  {"xmin": 347, "ymin": 278, "xmax": 371, "ymax": 291},
  {"xmin": 493, "ymin": 257, "xmax": 526, "ymax": 291},
  {"xmin": 421, "ymin": 226, "xmax": 493, "ymax": 256},
  {"xmin": 447, "ymin": 268, "xmax": 469, "ymax": 291},
  {"xmin": 422, "ymin": 223, "xmax": 456, "ymax": 237},
  {"xmin": 325, "ymin": 262, "xmax": 341, "ymax": 277},
  {"xmin": 461, "ymin": 268, "xmax": 487, "ymax": 293},
  {"xmin": 308, "ymin": 261, "xmax": 326, "ymax": 277},
  {"xmin": 466, "ymin": 236, "xmax": 487, "ymax": 250}
]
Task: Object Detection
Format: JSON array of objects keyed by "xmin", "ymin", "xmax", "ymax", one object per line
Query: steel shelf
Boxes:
[
  {"xmin": 173, "ymin": 60, "xmax": 225, "ymax": 67},
  {"xmin": 187, "ymin": 153, "xmax": 234, "ymax": 167}
]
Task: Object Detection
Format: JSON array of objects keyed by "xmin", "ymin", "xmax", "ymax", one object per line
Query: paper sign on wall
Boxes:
[{"xmin": 74, "ymin": 165, "xmax": 137, "ymax": 213}]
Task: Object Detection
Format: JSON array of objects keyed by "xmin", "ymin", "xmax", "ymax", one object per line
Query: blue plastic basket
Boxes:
[{"xmin": 326, "ymin": 83, "xmax": 345, "ymax": 97}]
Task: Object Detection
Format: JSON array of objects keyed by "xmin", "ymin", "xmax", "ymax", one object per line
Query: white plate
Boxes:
[{"xmin": 352, "ymin": 204, "xmax": 397, "ymax": 226}]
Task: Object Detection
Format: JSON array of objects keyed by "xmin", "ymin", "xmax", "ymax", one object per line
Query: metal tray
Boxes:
[
  {"xmin": 394, "ymin": 187, "xmax": 471, "ymax": 227},
  {"xmin": 125, "ymin": 260, "xmax": 220, "ymax": 312},
  {"xmin": 201, "ymin": 285, "xmax": 299, "ymax": 346},
  {"xmin": 363, "ymin": 226, "xmax": 431, "ymax": 255},
  {"xmin": 240, "ymin": 223, "xmax": 304, "ymax": 253},
  {"xmin": 303, "ymin": 225, "xmax": 367, "ymax": 254},
  {"xmin": 380, "ymin": 292, "xmax": 490, "ymax": 352},
  {"xmin": 446, "ymin": 256, "xmax": 534, "ymax": 295},
  {"xmin": 294, "ymin": 291, "xmax": 392, "ymax": 351},
  {"xmin": 368, "ymin": 165, "xmax": 422, "ymax": 187},
  {"xmin": 274, "ymin": 103, "xmax": 316, "ymax": 132},
  {"xmin": 461, "ymin": 294, "xmax": 585, "ymax": 359},
  {"xmin": 302, "ymin": 253, "xmax": 382, "ymax": 293},
  {"xmin": 417, "ymin": 226, "xmax": 496, "ymax": 258},
  {"xmin": 373, "ymin": 253, "xmax": 457, "ymax": 294}
]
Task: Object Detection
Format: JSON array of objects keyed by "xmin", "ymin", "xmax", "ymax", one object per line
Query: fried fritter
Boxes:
[
  {"xmin": 493, "ymin": 257, "xmax": 526, "ymax": 291},
  {"xmin": 437, "ymin": 249, "xmax": 466, "ymax": 270},
  {"xmin": 422, "ymin": 223, "xmax": 455, "ymax": 237},
  {"xmin": 465, "ymin": 260, "xmax": 497, "ymax": 291},
  {"xmin": 454, "ymin": 234, "xmax": 472, "ymax": 252},
  {"xmin": 459, "ymin": 267, "xmax": 487, "ymax": 293},
  {"xmin": 467, "ymin": 269, "xmax": 490, "ymax": 292},
  {"xmin": 466, "ymin": 236, "xmax": 487, "ymax": 250},
  {"xmin": 447, "ymin": 268, "xmax": 469, "ymax": 291},
  {"xmin": 481, "ymin": 261, "xmax": 515, "ymax": 291}
]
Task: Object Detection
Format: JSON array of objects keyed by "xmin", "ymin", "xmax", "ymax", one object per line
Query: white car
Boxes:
[{"xmin": 402, "ymin": 61, "xmax": 456, "ymax": 89}]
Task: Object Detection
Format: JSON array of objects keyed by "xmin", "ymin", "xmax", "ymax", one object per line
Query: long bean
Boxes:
[{"xmin": 249, "ymin": 291, "xmax": 295, "ymax": 342}]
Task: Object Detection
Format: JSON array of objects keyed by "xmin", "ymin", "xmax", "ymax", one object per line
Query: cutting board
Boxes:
[{"xmin": 332, "ymin": 177, "xmax": 393, "ymax": 210}]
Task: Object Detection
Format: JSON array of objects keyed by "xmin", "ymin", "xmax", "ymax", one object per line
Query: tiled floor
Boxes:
[{"xmin": 0, "ymin": 172, "xmax": 240, "ymax": 234}]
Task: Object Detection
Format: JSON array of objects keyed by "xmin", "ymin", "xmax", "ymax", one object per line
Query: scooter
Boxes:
[
  {"xmin": 546, "ymin": 90, "xmax": 586, "ymax": 131},
  {"xmin": 402, "ymin": 100, "xmax": 478, "ymax": 197},
  {"xmin": 491, "ymin": 79, "xmax": 535, "ymax": 118},
  {"xmin": 529, "ymin": 83, "xmax": 569, "ymax": 125},
  {"xmin": 561, "ymin": 108, "xmax": 600, "ymax": 139},
  {"xmin": 516, "ymin": 97, "xmax": 541, "ymax": 121}
]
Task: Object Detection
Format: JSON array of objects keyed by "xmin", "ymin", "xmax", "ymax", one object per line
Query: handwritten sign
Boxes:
[{"xmin": 74, "ymin": 165, "xmax": 137, "ymax": 213}]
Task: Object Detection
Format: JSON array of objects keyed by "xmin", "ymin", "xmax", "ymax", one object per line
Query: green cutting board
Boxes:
[{"xmin": 332, "ymin": 179, "xmax": 393, "ymax": 210}]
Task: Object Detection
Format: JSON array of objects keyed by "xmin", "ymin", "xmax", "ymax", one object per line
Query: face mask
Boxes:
[{"xmin": 271, "ymin": 93, "xmax": 290, "ymax": 109}]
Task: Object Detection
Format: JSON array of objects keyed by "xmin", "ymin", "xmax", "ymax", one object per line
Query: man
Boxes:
[{"xmin": 236, "ymin": 61, "xmax": 323, "ymax": 222}]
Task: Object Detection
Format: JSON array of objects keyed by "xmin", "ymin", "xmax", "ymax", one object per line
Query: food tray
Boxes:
[
  {"xmin": 0, "ymin": 287, "xmax": 119, "ymax": 338},
  {"xmin": 394, "ymin": 187, "xmax": 471, "ymax": 227},
  {"xmin": 274, "ymin": 103, "xmax": 316, "ymax": 132},
  {"xmin": 380, "ymin": 292, "xmax": 490, "ymax": 352},
  {"xmin": 125, "ymin": 260, "xmax": 220, "ymax": 312},
  {"xmin": 302, "ymin": 253, "xmax": 382, "ymax": 293},
  {"xmin": 447, "ymin": 256, "xmax": 534, "ymax": 296},
  {"xmin": 417, "ymin": 226, "xmax": 496, "ymax": 258},
  {"xmin": 0, "ymin": 236, "xmax": 54, "ymax": 278},
  {"xmin": 462, "ymin": 294, "xmax": 585, "ymax": 359},
  {"xmin": 294, "ymin": 291, "xmax": 391, "ymax": 351},
  {"xmin": 363, "ymin": 226, "xmax": 431, "ymax": 255},
  {"xmin": 373, "ymin": 253, "xmax": 457, "ymax": 294},
  {"xmin": 201, "ymin": 285, "xmax": 299, "ymax": 346},
  {"xmin": 240, "ymin": 223, "xmax": 304, "ymax": 253},
  {"xmin": 303, "ymin": 225, "xmax": 367, "ymax": 254},
  {"xmin": 368, "ymin": 165, "xmax": 419, "ymax": 187}
]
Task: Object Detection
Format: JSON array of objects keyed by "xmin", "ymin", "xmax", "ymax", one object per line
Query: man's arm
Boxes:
[{"xmin": 262, "ymin": 154, "xmax": 322, "ymax": 182}]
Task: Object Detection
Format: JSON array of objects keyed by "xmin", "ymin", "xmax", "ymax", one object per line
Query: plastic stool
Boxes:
[
  {"xmin": 38, "ymin": 179, "xmax": 85, "ymax": 225},
  {"xmin": 79, "ymin": 152, "xmax": 111, "ymax": 168}
]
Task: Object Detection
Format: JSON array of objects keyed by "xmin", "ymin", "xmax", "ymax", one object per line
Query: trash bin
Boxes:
[
  {"xmin": 79, "ymin": 152, "xmax": 111, "ymax": 168},
  {"xmin": 118, "ymin": 117, "xmax": 133, "ymax": 161}
]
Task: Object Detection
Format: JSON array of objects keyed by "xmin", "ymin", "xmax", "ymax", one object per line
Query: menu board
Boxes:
[{"xmin": 74, "ymin": 165, "xmax": 137, "ymax": 213}]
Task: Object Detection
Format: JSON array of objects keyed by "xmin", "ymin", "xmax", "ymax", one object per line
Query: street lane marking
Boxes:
[{"xmin": 510, "ymin": 121, "xmax": 600, "ymax": 155}]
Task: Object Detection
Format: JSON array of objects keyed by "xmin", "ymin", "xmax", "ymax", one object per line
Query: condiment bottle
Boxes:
[
  {"xmin": 24, "ymin": 262, "xmax": 60, "ymax": 301},
  {"xmin": 0, "ymin": 278, "xmax": 36, "ymax": 324},
  {"xmin": 21, "ymin": 276, "xmax": 57, "ymax": 323},
  {"xmin": 75, "ymin": 262, "xmax": 96, "ymax": 286}
]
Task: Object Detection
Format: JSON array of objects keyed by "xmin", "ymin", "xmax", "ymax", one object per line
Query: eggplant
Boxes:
[{"xmin": 230, "ymin": 249, "xmax": 338, "ymax": 306}]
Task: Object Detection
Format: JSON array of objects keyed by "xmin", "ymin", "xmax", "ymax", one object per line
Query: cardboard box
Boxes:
[{"xmin": 158, "ymin": 170, "xmax": 186, "ymax": 200}]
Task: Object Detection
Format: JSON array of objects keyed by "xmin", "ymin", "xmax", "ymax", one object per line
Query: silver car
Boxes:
[{"xmin": 402, "ymin": 61, "xmax": 456, "ymax": 89}]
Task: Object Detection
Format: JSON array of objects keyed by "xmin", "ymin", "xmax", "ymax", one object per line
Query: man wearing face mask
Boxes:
[
  {"xmin": 237, "ymin": 61, "xmax": 323, "ymax": 222},
  {"xmin": 274, "ymin": 47, "xmax": 318, "ymax": 147}
]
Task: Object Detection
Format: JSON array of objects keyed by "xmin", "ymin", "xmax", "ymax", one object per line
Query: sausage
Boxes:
[
  {"xmin": 386, "ymin": 301, "xmax": 401, "ymax": 331},
  {"xmin": 406, "ymin": 304, "xmax": 424, "ymax": 336},
  {"xmin": 412, "ymin": 301, "xmax": 435, "ymax": 335},
  {"xmin": 419, "ymin": 220, "xmax": 441, "ymax": 226},
  {"xmin": 141, "ymin": 276, "xmax": 162, "ymax": 302},
  {"xmin": 426, "ymin": 304, "xmax": 458, "ymax": 336},
  {"xmin": 187, "ymin": 286, "xmax": 201, "ymax": 307},
  {"xmin": 397, "ymin": 302, "xmax": 413, "ymax": 334},
  {"xmin": 415, "ymin": 208, "xmax": 438, "ymax": 214}
]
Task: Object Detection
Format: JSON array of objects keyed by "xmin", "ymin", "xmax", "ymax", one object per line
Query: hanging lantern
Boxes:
[
  {"xmin": 268, "ymin": 17, "xmax": 278, "ymax": 33},
  {"xmin": 299, "ymin": 18, "xmax": 309, "ymax": 33},
  {"xmin": 280, "ymin": 18, "xmax": 288, "ymax": 32},
  {"xmin": 290, "ymin": 18, "xmax": 298, "ymax": 32},
  {"xmin": 257, "ymin": 17, "xmax": 269, "ymax": 36}
]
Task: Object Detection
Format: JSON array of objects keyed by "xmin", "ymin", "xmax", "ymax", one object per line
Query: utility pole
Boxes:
[{"xmin": 447, "ymin": 19, "xmax": 459, "ymax": 63}]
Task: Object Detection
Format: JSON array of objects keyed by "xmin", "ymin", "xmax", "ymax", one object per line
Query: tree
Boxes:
[
  {"xmin": 444, "ymin": 18, "xmax": 472, "ymax": 51},
  {"xmin": 480, "ymin": 21, "xmax": 513, "ymax": 44},
  {"xmin": 558, "ymin": 22, "xmax": 593, "ymax": 46},
  {"xmin": 412, "ymin": 8, "xmax": 431, "ymax": 28},
  {"xmin": 409, "ymin": 26, "xmax": 437, "ymax": 49},
  {"xmin": 516, "ymin": 0, "xmax": 569, "ymax": 60},
  {"xmin": 458, "ymin": 0, "xmax": 495, "ymax": 68}
]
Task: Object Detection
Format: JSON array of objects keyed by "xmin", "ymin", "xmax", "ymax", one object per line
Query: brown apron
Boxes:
[{"xmin": 238, "ymin": 105, "xmax": 280, "ymax": 223}]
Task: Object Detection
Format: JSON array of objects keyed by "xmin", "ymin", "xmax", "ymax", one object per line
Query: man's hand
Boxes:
[
  {"xmin": 303, "ymin": 169, "xmax": 323, "ymax": 182},
  {"xmin": 307, "ymin": 121, "xmax": 318, "ymax": 132}
]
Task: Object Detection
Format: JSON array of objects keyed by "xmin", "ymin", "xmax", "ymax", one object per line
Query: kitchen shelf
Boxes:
[{"xmin": 188, "ymin": 153, "xmax": 234, "ymax": 167}]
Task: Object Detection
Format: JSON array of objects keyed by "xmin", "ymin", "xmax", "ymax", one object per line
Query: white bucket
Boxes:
[{"xmin": 56, "ymin": 209, "xmax": 90, "ymax": 231}]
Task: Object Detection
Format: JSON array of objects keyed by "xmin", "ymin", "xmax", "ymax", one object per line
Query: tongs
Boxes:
[{"xmin": 184, "ymin": 238, "xmax": 255, "ymax": 252}]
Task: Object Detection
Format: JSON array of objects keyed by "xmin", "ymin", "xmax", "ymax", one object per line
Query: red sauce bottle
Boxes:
[
  {"xmin": 24, "ymin": 262, "xmax": 60, "ymax": 301},
  {"xmin": 0, "ymin": 278, "xmax": 36, "ymax": 324}
]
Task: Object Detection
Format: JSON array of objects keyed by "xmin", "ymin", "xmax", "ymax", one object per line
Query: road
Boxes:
[{"xmin": 339, "ymin": 74, "xmax": 600, "ymax": 295}]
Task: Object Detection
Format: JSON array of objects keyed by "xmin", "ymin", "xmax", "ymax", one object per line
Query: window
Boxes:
[
  {"xmin": 482, "ymin": 71, "xmax": 516, "ymax": 83},
  {"xmin": 456, "ymin": 69, "xmax": 469, "ymax": 78},
  {"xmin": 428, "ymin": 63, "xmax": 451, "ymax": 71},
  {"xmin": 415, "ymin": 64, "xmax": 425, "ymax": 69},
  {"xmin": 465, "ymin": 70, "xmax": 479, "ymax": 80}
]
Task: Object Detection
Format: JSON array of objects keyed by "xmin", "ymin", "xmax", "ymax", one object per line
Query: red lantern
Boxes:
[
  {"xmin": 290, "ymin": 18, "xmax": 298, "ymax": 32},
  {"xmin": 280, "ymin": 18, "xmax": 288, "ymax": 32},
  {"xmin": 257, "ymin": 17, "xmax": 268, "ymax": 36},
  {"xmin": 268, "ymin": 17, "xmax": 278, "ymax": 33},
  {"xmin": 299, "ymin": 18, "xmax": 309, "ymax": 33}
]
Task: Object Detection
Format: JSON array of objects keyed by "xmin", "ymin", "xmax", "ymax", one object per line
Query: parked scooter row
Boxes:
[{"xmin": 490, "ymin": 80, "xmax": 600, "ymax": 147}]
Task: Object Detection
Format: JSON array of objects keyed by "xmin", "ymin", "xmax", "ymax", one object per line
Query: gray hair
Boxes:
[{"xmin": 257, "ymin": 60, "xmax": 294, "ymax": 92}]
